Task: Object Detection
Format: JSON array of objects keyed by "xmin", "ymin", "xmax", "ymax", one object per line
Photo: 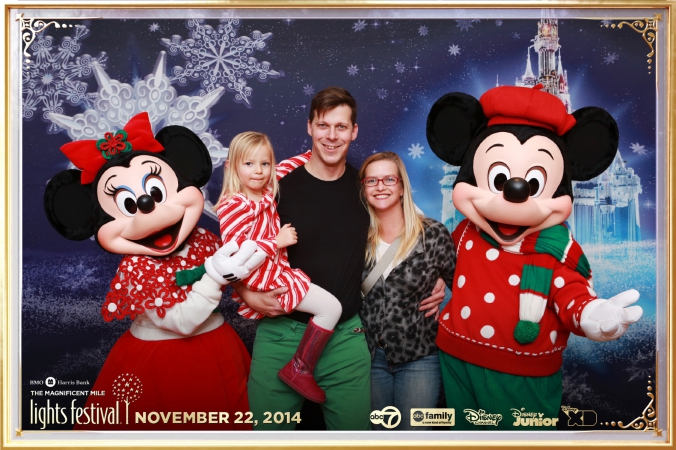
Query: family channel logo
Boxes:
[
  {"xmin": 411, "ymin": 408, "xmax": 455, "ymax": 427},
  {"xmin": 370, "ymin": 406, "xmax": 401, "ymax": 429},
  {"xmin": 463, "ymin": 409, "xmax": 503, "ymax": 426}
]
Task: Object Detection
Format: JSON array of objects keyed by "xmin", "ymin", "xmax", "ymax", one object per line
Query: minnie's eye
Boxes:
[
  {"xmin": 525, "ymin": 167, "xmax": 547, "ymax": 197},
  {"xmin": 115, "ymin": 190, "xmax": 137, "ymax": 217},
  {"xmin": 488, "ymin": 163, "xmax": 510, "ymax": 194},
  {"xmin": 144, "ymin": 177, "xmax": 166, "ymax": 203}
]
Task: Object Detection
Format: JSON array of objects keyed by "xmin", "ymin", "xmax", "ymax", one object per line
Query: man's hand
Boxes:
[
  {"xmin": 580, "ymin": 289, "xmax": 642, "ymax": 342},
  {"xmin": 276, "ymin": 224, "xmax": 298, "ymax": 249},
  {"xmin": 204, "ymin": 240, "xmax": 266, "ymax": 285},
  {"xmin": 420, "ymin": 278, "xmax": 446, "ymax": 320},
  {"xmin": 233, "ymin": 283, "xmax": 288, "ymax": 317}
]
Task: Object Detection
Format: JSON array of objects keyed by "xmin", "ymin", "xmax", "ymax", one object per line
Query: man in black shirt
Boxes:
[{"xmin": 235, "ymin": 87, "xmax": 443, "ymax": 430}]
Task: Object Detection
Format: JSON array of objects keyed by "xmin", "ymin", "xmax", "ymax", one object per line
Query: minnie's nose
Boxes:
[{"xmin": 136, "ymin": 194, "xmax": 156, "ymax": 214}]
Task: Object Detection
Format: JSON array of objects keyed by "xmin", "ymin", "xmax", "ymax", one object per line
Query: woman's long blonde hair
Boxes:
[
  {"xmin": 359, "ymin": 152, "xmax": 425, "ymax": 266},
  {"xmin": 213, "ymin": 131, "xmax": 278, "ymax": 211}
]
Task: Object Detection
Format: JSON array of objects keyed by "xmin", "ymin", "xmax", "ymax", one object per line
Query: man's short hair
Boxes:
[{"xmin": 309, "ymin": 86, "xmax": 357, "ymax": 125}]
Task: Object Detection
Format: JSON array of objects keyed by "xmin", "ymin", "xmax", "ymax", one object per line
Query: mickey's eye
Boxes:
[
  {"xmin": 525, "ymin": 167, "xmax": 547, "ymax": 197},
  {"xmin": 488, "ymin": 163, "xmax": 510, "ymax": 194},
  {"xmin": 115, "ymin": 190, "xmax": 138, "ymax": 217},
  {"xmin": 144, "ymin": 176, "xmax": 166, "ymax": 203}
]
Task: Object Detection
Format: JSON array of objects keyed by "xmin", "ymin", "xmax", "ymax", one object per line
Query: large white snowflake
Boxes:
[
  {"xmin": 161, "ymin": 18, "xmax": 280, "ymax": 107},
  {"xmin": 408, "ymin": 143, "xmax": 425, "ymax": 159},
  {"xmin": 495, "ymin": 19, "xmax": 503, "ymax": 26},
  {"xmin": 603, "ymin": 52, "xmax": 619, "ymax": 64},
  {"xmin": 376, "ymin": 88, "xmax": 388, "ymax": 100},
  {"xmin": 456, "ymin": 19, "xmax": 474, "ymax": 32},
  {"xmin": 448, "ymin": 44, "xmax": 461, "ymax": 56},
  {"xmin": 395, "ymin": 62, "xmax": 406, "ymax": 73},
  {"xmin": 353, "ymin": 20, "xmax": 367, "ymax": 32},
  {"xmin": 22, "ymin": 24, "xmax": 107, "ymax": 133},
  {"xmin": 418, "ymin": 25, "xmax": 429, "ymax": 36},
  {"xmin": 512, "ymin": 32, "xmax": 521, "ymax": 40},
  {"xmin": 347, "ymin": 64, "xmax": 359, "ymax": 76},
  {"xmin": 46, "ymin": 52, "xmax": 228, "ymax": 219},
  {"xmin": 149, "ymin": 23, "xmax": 160, "ymax": 32},
  {"xmin": 630, "ymin": 142, "xmax": 647, "ymax": 155},
  {"xmin": 303, "ymin": 84, "xmax": 315, "ymax": 96}
]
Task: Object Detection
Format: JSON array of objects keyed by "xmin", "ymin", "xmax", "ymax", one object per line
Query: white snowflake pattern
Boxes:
[
  {"xmin": 512, "ymin": 32, "xmax": 521, "ymax": 40},
  {"xmin": 456, "ymin": 19, "xmax": 474, "ymax": 32},
  {"xmin": 161, "ymin": 18, "xmax": 281, "ymax": 107},
  {"xmin": 418, "ymin": 25, "xmax": 429, "ymax": 36},
  {"xmin": 22, "ymin": 24, "xmax": 107, "ymax": 133},
  {"xmin": 395, "ymin": 62, "xmax": 406, "ymax": 73},
  {"xmin": 376, "ymin": 88, "xmax": 388, "ymax": 100},
  {"xmin": 45, "ymin": 52, "xmax": 228, "ymax": 219},
  {"xmin": 408, "ymin": 143, "xmax": 425, "ymax": 159},
  {"xmin": 149, "ymin": 23, "xmax": 160, "ymax": 32},
  {"xmin": 643, "ymin": 199, "xmax": 656, "ymax": 210},
  {"xmin": 495, "ymin": 19, "xmax": 503, "ymax": 26},
  {"xmin": 601, "ymin": 19, "xmax": 613, "ymax": 27},
  {"xmin": 353, "ymin": 20, "xmax": 367, "ymax": 32},
  {"xmin": 303, "ymin": 84, "xmax": 315, "ymax": 96},
  {"xmin": 603, "ymin": 52, "xmax": 619, "ymax": 64},
  {"xmin": 206, "ymin": 127, "xmax": 221, "ymax": 140},
  {"xmin": 448, "ymin": 44, "xmax": 461, "ymax": 56},
  {"xmin": 347, "ymin": 64, "xmax": 359, "ymax": 76},
  {"xmin": 630, "ymin": 142, "xmax": 647, "ymax": 155}
]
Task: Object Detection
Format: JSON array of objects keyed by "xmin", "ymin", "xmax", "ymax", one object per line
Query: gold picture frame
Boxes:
[{"xmin": 2, "ymin": 0, "xmax": 672, "ymax": 448}]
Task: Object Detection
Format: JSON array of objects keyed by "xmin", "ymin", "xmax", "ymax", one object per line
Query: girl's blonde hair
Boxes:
[
  {"xmin": 213, "ymin": 131, "xmax": 278, "ymax": 211},
  {"xmin": 358, "ymin": 151, "xmax": 426, "ymax": 266}
]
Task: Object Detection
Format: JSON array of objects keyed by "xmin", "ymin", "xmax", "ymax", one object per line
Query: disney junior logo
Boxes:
[{"xmin": 370, "ymin": 406, "xmax": 401, "ymax": 429}]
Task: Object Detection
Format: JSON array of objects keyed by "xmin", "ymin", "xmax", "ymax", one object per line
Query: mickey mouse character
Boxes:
[
  {"xmin": 44, "ymin": 112, "xmax": 264, "ymax": 430},
  {"xmin": 426, "ymin": 85, "xmax": 642, "ymax": 430}
]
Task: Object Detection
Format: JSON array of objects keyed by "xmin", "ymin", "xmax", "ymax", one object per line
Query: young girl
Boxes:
[{"xmin": 214, "ymin": 131, "xmax": 342, "ymax": 404}]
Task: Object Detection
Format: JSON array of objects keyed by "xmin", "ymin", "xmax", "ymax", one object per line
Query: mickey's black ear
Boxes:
[
  {"xmin": 155, "ymin": 126, "xmax": 212, "ymax": 187},
  {"xmin": 426, "ymin": 92, "xmax": 488, "ymax": 166},
  {"xmin": 564, "ymin": 107, "xmax": 619, "ymax": 181},
  {"xmin": 44, "ymin": 170, "xmax": 96, "ymax": 241}
]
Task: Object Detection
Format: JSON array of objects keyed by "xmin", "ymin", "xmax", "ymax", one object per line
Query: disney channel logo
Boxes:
[
  {"xmin": 370, "ymin": 406, "xmax": 401, "ymax": 429},
  {"xmin": 463, "ymin": 408, "xmax": 503, "ymax": 426}
]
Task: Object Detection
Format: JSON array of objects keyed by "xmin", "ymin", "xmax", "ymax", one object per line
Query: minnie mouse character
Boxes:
[
  {"xmin": 427, "ymin": 85, "xmax": 642, "ymax": 430},
  {"xmin": 44, "ymin": 112, "xmax": 265, "ymax": 430}
]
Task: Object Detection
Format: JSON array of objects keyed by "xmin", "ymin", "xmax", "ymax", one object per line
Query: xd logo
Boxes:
[{"xmin": 370, "ymin": 406, "xmax": 401, "ymax": 429}]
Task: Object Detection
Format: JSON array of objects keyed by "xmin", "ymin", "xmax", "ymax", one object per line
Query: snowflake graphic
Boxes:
[
  {"xmin": 206, "ymin": 127, "xmax": 221, "ymax": 140},
  {"xmin": 46, "ymin": 52, "xmax": 228, "ymax": 220},
  {"xmin": 448, "ymin": 44, "xmax": 461, "ymax": 56},
  {"xmin": 643, "ymin": 199, "xmax": 656, "ymax": 210},
  {"xmin": 376, "ymin": 88, "xmax": 388, "ymax": 100},
  {"xmin": 22, "ymin": 24, "xmax": 107, "ymax": 133},
  {"xmin": 408, "ymin": 143, "xmax": 425, "ymax": 159},
  {"xmin": 347, "ymin": 64, "xmax": 359, "ymax": 76},
  {"xmin": 630, "ymin": 142, "xmax": 647, "ymax": 155},
  {"xmin": 512, "ymin": 32, "xmax": 521, "ymax": 40},
  {"xmin": 603, "ymin": 52, "xmax": 619, "ymax": 64},
  {"xmin": 395, "ymin": 62, "xmax": 406, "ymax": 73},
  {"xmin": 418, "ymin": 25, "xmax": 429, "ymax": 36},
  {"xmin": 149, "ymin": 23, "xmax": 160, "ymax": 32},
  {"xmin": 161, "ymin": 18, "xmax": 281, "ymax": 107},
  {"xmin": 303, "ymin": 84, "xmax": 315, "ymax": 96},
  {"xmin": 353, "ymin": 20, "xmax": 367, "ymax": 32},
  {"xmin": 456, "ymin": 19, "xmax": 474, "ymax": 32},
  {"xmin": 601, "ymin": 19, "xmax": 613, "ymax": 27},
  {"xmin": 495, "ymin": 19, "xmax": 503, "ymax": 26}
]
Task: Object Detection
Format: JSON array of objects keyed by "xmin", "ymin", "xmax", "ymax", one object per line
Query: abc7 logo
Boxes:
[{"xmin": 370, "ymin": 406, "xmax": 401, "ymax": 429}]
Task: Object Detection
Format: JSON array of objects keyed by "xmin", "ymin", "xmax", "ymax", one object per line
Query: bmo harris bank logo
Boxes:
[{"xmin": 370, "ymin": 406, "xmax": 401, "ymax": 429}]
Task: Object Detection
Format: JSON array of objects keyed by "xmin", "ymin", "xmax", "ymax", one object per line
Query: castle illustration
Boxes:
[{"xmin": 440, "ymin": 13, "xmax": 642, "ymax": 245}]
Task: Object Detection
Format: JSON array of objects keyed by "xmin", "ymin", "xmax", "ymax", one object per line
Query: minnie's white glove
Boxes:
[
  {"xmin": 204, "ymin": 240, "xmax": 266, "ymax": 285},
  {"xmin": 580, "ymin": 289, "xmax": 642, "ymax": 342}
]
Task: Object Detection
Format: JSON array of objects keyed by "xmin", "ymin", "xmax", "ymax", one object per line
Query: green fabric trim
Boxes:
[
  {"xmin": 576, "ymin": 254, "xmax": 591, "ymax": 278},
  {"xmin": 534, "ymin": 225, "xmax": 569, "ymax": 260},
  {"xmin": 175, "ymin": 264, "xmax": 206, "ymax": 286},
  {"xmin": 519, "ymin": 264, "xmax": 553, "ymax": 297}
]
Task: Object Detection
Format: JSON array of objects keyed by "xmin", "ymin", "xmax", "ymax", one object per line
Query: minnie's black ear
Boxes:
[
  {"xmin": 155, "ymin": 126, "xmax": 212, "ymax": 187},
  {"xmin": 564, "ymin": 107, "xmax": 619, "ymax": 181},
  {"xmin": 426, "ymin": 92, "xmax": 488, "ymax": 166},
  {"xmin": 44, "ymin": 170, "xmax": 96, "ymax": 241}
]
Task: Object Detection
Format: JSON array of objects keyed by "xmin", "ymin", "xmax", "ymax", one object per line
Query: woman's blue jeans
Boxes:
[{"xmin": 370, "ymin": 348, "xmax": 441, "ymax": 430}]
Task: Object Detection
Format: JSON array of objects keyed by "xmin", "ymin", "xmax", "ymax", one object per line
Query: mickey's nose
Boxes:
[
  {"xmin": 136, "ymin": 194, "xmax": 156, "ymax": 214},
  {"xmin": 503, "ymin": 177, "xmax": 530, "ymax": 203}
]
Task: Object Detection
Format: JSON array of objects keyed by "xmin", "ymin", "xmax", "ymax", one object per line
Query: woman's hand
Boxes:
[
  {"xmin": 419, "ymin": 278, "xmax": 446, "ymax": 320},
  {"xmin": 232, "ymin": 282, "xmax": 289, "ymax": 317},
  {"xmin": 276, "ymin": 224, "xmax": 298, "ymax": 249}
]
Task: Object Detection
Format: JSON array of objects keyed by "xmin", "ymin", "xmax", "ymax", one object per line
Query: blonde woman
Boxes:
[{"xmin": 358, "ymin": 152, "xmax": 456, "ymax": 430}]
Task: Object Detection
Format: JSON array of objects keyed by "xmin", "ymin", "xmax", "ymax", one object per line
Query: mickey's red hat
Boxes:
[{"xmin": 479, "ymin": 84, "xmax": 576, "ymax": 136}]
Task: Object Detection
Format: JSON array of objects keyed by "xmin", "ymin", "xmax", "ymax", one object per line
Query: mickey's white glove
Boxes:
[
  {"xmin": 204, "ymin": 240, "xmax": 267, "ymax": 285},
  {"xmin": 580, "ymin": 289, "xmax": 642, "ymax": 342}
]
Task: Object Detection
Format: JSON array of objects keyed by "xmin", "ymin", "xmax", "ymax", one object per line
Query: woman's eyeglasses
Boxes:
[{"xmin": 361, "ymin": 176, "xmax": 401, "ymax": 187}]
